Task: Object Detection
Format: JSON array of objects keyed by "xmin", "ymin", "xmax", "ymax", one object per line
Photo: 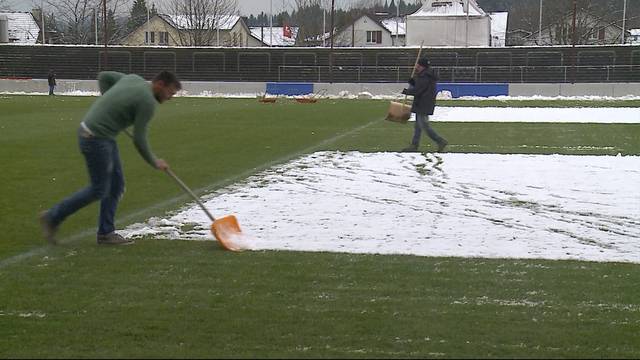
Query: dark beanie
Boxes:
[{"xmin": 417, "ymin": 56, "xmax": 430, "ymax": 67}]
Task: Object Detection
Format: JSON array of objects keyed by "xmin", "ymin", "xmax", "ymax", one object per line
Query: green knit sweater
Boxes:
[{"xmin": 82, "ymin": 71, "xmax": 158, "ymax": 167}]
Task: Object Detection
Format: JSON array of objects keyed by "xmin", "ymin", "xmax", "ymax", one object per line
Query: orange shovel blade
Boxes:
[{"xmin": 210, "ymin": 215, "xmax": 247, "ymax": 251}]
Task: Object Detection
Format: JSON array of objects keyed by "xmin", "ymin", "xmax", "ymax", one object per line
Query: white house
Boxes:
[
  {"xmin": 0, "ymin": 11, "xmax": 40, "ymax": 44},
  {"xmin": 406, "ymin": 0, "xmax": 491, "ymax": 47},
  {"xmin": 332, "ymin": 14, "xmax": 397, "ymax": 47}
]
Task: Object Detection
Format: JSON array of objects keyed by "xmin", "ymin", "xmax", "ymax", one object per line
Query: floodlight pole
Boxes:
[
  {"xmin": 570, "ymin": 0, "xmax": 577, "ymax": 83},
  {"xmin": 323, "ymin": 1, "xmax": 326, "ymax": 47},
  {"xmin": 103, "ymin": 0, "xmax": 108, "ymax": 70},
  {"xmin": 40, "ymin": 0, "xmax": 45, "ymax": 44},
  {"xmin": 621, "ymin": 0, "xmax": 627, "ymax": 44},
  {"xmin": 538, "ymin": 0, "xmax": 542, "ymax": 45},
  {"xmin": 269, "ymin": 0, "xmax": 273, "ymax": 47},
  {"xmin": 329, "ymin": 0, "xmax": 335, "ymax": 83},
  {"xmin": 465, "ymin": 0, "xmax": 469, "ymax": 48},
  {"xmin": 94, "ymin": 8, "xmax": 98, "ymax": 44},
  {"xmin": 396, "ymin": 2, "xmax": 399, "ymax": 47}
]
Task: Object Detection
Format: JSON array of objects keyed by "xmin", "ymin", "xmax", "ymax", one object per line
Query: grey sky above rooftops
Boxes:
[{"xmin": 8, "ymin": 0, "xmax": 363, "ymax": 17}]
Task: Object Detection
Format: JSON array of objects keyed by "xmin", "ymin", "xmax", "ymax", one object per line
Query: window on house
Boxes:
[
  {"xmin": 432, "ymin": 1, "xmax": 453, "ymax": 7},
  {"xmin": 144, "ymin": 31, "xmax": 156, "ymax": 44},
  {"xmin": 159, "ymin": 32, "xmax": 169, "ymax": 45},
  {"xmin": 232, "ymin": 32, "xmax": 237, "ymax": 46},
  {"xmin": 598, "ymin": 28, "xmax": 605, "ymax": 41},
  {"xmin": 366, "ymin": 31, "xmax": 382, "ymax": 44}
]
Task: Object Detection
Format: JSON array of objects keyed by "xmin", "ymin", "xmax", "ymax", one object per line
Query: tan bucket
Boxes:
[{"xmin": 385, "ymin": 101, "xmax": 412, "ymax": 123}]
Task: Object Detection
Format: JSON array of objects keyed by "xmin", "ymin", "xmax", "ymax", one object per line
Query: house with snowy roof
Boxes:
[
  {"xmin": 331, "ymin": 14, "xmax": 405, "ymax": 47},
  {"xmin": 406, "ymin": 0, "xmax": 491, "ymax": 47},
  {"xmin": 121, "ymin": 14, "xmax": 251, "ymax": 46},
  {"xmin": 0, "ymin": 11, "xmax": 41, "ymax": 44}
]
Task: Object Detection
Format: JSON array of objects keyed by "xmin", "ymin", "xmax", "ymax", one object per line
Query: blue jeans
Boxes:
[
  {"xmin": 48, "ymin": 85, "xmax": 55, "ymax": 95},
  {"xmin": 48, "ymin": 130, "xmax": 125, "ymax": 235},
  {"xmin": 411, "ymin": 114, "xmax": 446, "ymax": 146}
]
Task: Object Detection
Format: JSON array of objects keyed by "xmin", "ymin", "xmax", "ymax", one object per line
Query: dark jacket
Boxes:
[
  {"xmin": 47, "ymin": 72, "xmax": 56, "ymax": 86},
  {"xmin": 403, "ymin": 67, "xmax": 438, "ymax": 115}
]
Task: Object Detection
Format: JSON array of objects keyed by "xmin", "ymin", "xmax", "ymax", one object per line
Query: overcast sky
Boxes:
[{"xmin": 6, "ymin": 0, "xmax": 369, "ymax": 16}]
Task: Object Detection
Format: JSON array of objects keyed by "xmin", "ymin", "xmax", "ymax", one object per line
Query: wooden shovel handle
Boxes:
[
  {"xmin": 122, "ymin": 128, "xmax": 216, "ymax": 222},
  {"xmin": 404, "ymin": 41, "xmax": 425, "ymax": 106},
  {"xmin": 164, "ymin": 169, "xmax": 216, "ymax": 222}
]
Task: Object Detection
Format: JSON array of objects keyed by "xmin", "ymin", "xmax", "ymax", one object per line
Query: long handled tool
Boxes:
[
  {"xmin": 386, "ymin": 41, "xmax": 424, "ymax": 123},
  {"xmin": 164, "ymin": 168, "xmax": 245, "ymax": 251},
  {"xmin": 123, "ymin": 129, "xmax": 245, "ymax": 251}
]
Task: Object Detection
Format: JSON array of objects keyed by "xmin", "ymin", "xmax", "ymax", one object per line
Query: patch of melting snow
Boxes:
[{"xmin": 121, "ymin": 151, "xmax": 640, "ymax": 264}]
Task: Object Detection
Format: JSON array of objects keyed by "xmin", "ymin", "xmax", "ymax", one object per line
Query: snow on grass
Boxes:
[{"xmin": 122, "ymin": 151, "xmax": 640, "ymax": 264}]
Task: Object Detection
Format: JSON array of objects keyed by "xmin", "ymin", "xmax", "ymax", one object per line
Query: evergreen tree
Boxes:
[{"xmin": 127, "ymin": 0, "xmax": 149, "ymax": 32}]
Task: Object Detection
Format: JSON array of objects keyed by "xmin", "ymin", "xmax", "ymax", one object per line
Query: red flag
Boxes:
[{"xmin": 283, "ymin": 24, "xmax": 292, "ymax": 38}]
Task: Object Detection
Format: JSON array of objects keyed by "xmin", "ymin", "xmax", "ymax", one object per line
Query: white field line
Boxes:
[{"xmin": 0, "ymin": 118, "xmax": 381, "ymax": 270}]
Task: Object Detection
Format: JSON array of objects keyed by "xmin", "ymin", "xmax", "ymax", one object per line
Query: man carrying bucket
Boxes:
[
  {"xmin": 39, "ymin": 71, "xmax": 181, "ymax": 245},
  {"xmin": 401, "ymin": 57, "xmax": 448, "ymax": 153}
]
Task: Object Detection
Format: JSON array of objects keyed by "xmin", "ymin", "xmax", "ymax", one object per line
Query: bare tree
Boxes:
[
  {"xmin": 161, "ymin": 0, "xmax": 238, "ymax": 46},
  {"xmin": 0, "ymin": 0, "xmax": 16, "ymax": 10},
  {"xmin": 43, "ymin": 0, "xmax": 127, "ymax": 44}
]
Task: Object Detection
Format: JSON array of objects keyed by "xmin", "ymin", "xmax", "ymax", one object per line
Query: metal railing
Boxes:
[{"xmin": 277, "ymin": 65, "xmax": 640, "ymax": 83}]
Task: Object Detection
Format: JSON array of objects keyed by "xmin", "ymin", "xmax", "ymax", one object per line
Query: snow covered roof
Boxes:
[
  {"xmin": 381, "ymin": 17, "xmax": 406, "ymax": 36},
  {"xmin": 161, "ymin": 14, "xmax": 240, "ymax": 30},
  {"xmin": 630, "ymin": 29, "xmax": 640, "ymax": 36},
  {"xmin": 489, "ymin": 12, "xmax": 508, "ymax": 46},
  {"xmin": 0, "ymin": 11, "xmax": 40, "ymax": 44},
  {"xmin": 249, "ymin": 26, "xmax": 298, "ymax": 46},
  {"xmin": 408, "ymin": 0, "xmax": 486, "ymax": 17}
]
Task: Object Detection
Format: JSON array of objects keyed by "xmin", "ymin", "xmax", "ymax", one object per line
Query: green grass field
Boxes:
[{"xmin": 1, "ymin": 95, "xmax": 639, "ymax": 358}]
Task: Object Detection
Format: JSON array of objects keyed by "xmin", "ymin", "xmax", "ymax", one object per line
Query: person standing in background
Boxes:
[{"xmin": 47, "ymin": 70, "xmax": 56, "ymax": 95}]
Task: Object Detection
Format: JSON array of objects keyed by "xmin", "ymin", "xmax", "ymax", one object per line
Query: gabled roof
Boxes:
[
  {"xmin": 408, "ymin": 0, "xmax": 486, "ymax": 17},
  {"xmin": 0, "ymin": 11, "xmax": 40, "ymax": 44},
  {"xmin": 381, "ymin": 17, "xmax": 405, "ymax": 36},
  {"xmin": 249, "ymin": 26, "xmax": 298, "ymax": 46},
  {"xmin": 159, "ymin": 14, "xmax": 240, "ymax": 30}
]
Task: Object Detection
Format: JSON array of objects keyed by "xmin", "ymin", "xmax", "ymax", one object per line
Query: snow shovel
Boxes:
[
  {"xmin": 164, "ymin": 168, "xmax": 246, "ymax": 252},
  {"xmin": 122, "ymin": 129, "xmax": 246, "ymax": 251},
  {"xmin": 386, "ymin": 41, "xmax": 424, "ymax": 123}
]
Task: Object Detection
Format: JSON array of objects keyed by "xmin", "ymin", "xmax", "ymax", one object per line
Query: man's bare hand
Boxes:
[{"xmin": 155, "ymin": 159, "xmax": 169, "ymax": 170}]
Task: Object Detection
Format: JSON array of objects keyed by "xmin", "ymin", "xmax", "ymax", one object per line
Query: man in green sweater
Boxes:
[{"xmin": 39, "ymin": 71, "xmax": 182, "ymax": 245}]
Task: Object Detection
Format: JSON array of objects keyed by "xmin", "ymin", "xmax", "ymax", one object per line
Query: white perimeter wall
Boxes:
[{"xmin": 2, "ymin": 79, "xmax": 640, "ymax": 98}]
